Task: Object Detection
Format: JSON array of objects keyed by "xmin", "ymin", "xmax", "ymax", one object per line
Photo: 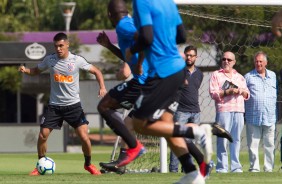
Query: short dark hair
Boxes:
[
  {"xmin": 184, "ymin": 45, "xmax": 197, "ymax": 55},
  {"xmin": 108, "ymin": 0, "xmax": 128, "ymax": 16},
  {"xmin": 53, "ymin": 32, "xmax": 68, "ymax": 42}
]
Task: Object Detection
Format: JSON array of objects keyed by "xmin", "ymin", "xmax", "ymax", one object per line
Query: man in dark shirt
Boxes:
[{"xmin": 169, "ymin": 46, "xmax": 212, "ymax": 178}]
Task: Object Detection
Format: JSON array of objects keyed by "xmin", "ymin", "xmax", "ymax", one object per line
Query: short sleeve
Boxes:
[{"xmin": 37, "ymin": 56, "xmax": 49, "ymax": 71}]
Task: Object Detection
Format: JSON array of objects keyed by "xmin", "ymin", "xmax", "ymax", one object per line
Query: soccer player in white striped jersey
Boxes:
[{"xmin": 19, "ymin": 32, "xmax": 107, "ymax": 176}]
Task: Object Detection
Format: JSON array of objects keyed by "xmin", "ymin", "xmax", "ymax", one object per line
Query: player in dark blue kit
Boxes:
[{"xmin": 124, "ymin": 0, "xmax": 209, "ymax": 183}]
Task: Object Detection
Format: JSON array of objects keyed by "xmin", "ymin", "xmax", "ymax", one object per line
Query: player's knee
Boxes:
[
  {"xmin": 132, "ymin": 118, "xmax": 148, "ymax": 133},
  {"xmin": 98, "ymin": 95, "xmax": 119, "ymax": 115},
  {"xmin": 133, "ymin": 123, "xmax": 146, "ymax": 134},
  {"xmin": 97, "ymin": 99, "xmax": 113, "ymax": 115},
  {"xmin": 79, "ymin": 134, "xmax": 89, "ymax": 143},
  {"xmin": 124, "ymin": 117, "xmax": 133, "ymax": 130},
  {"xmin": 97, "ymin": 101, "xmax": 106, "ymax": 114},
  {"xmin": 39, "ymin": 132, "xmax": 48, "ymax": 141}
]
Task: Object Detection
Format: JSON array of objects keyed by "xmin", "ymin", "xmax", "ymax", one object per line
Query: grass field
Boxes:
[{"xmin": 0, "ymin": 146, "xmax": 281, "ymax": 184}]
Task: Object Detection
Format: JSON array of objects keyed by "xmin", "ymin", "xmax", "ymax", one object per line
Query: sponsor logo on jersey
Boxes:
[{"xmin": 54, "ymin": 74, "xmax": 73, "ymax": 83}]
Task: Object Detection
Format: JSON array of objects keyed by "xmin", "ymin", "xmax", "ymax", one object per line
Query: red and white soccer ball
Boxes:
[{"xmin": 36, "ymin": 157, "xmax": 56, "ymax": 175}]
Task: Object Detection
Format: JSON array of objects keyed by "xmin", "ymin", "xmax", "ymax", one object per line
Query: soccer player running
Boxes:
[
  {"xmin": 19, "ymin": 32, "xmax": 107, "ymax": 176},
  {"xmin": 123, "ymin": 0, "xmax": 211, "ymax": 183},
  {"xmin": 98, "ymin": 1, "xmax": 232, "ymax": 176},
  {"xmin": 96, "ymin": 0, "xmax": 149, "ymax": 172}
]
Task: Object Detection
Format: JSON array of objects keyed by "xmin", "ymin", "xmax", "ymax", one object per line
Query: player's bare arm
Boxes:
[
  {"xmin": 96, "ymin": 31, "xmax": 124, "ymax": 60},
  {"xmin": 116, "ymin": 62, "xmax": 131, "ymax": 81},
  {"xmin": 18, "ymin": 65, "xmax": 42, "ymax": 75},
  {"xmin": 89, "ymin": 65, "xmax": 107, "ymax": 97}
]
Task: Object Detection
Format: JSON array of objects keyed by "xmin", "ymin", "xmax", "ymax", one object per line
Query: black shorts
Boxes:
[
  {"xmin": 132, "ymin": 69, "xmax": 185, "ymax": 122},
  {"xmin": 108, "ymin": 78, "xmax": 143, "ymax": 110},
  {"xmin": 40, "ymin": 102, "xmax": 89, "ymax": 129}
]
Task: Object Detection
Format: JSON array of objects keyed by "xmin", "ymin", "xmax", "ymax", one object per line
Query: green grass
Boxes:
[
  {"xmin": 88, "ymin": 128, "xmax": 114, "ymax": 135},
  {"xmin": 0, "ymin": 147, "xmax": 281, "ymax": 184}
]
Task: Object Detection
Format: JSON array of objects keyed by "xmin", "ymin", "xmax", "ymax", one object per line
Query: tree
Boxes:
[
  {"xmin": 0, "ymin": 0, "xmax": 133, "ymax": 32},
  {"xmin": 179, "ymin": 5, "xmax": 282, "ymax": 75},
  {"xmin": 0, "ymin": 66, "xmax": 21, "ymax": 93}
]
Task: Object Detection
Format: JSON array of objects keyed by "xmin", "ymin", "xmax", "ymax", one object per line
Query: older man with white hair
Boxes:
[{"xmin": 244, "ymin": 51, "xmax": 277, "ymax": 172}]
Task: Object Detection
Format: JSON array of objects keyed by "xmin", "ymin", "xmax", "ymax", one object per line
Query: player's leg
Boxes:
[
  {"xmin": 170, "ymin": 111, "xmax": 199, "ymax": 173},
  {"xmin": 75, "ymin": 124, "xmax": 92, "ymax": 162},
  {"xmin": 139, "ymin": 106, "xmax": 203, "ymax": 181},
  {"xmin": 29, "ymin": 127, "xmax": 53, "ymax": 176},
  {"xmin": 37, "ymin": 127, "xmax": 52, "ymax": 158},
  {"xmin": 75, "ymin": 124, "xmax": 101, "ymax": 175},
  {"xmin": 169, "ymin": 111, "xmax": 189, "ymax": 173},
  {"xmin": 98, "ymin": 80, "xmax": 147, "ymax": 168},
  {"xmin": 30, "ymin": 105, "xmax": 60, "ymax": 176},
  {"xmin": 107, "ymin": 113, "xmax": 145, "ymax": 168},
  {"xmin": 97, "ymin": 82, "xmax": 142, "ymax": 150},
  {"xmin": 186, "ymin": 140, "xmax": 214, "ymax": 178},
  {"xmin": 211, "ymin": 123, "xmax": 233, "ymax": 142},
  {"xmin": 129, "ymin": 70, "xmax": 211, "ymax": 164},
  {"xmin": 99, "ymin": 115, "xmax": 134, "ymax": 174},
  {"xmin": 66, "ymin": 102, "xmax": 101, "ymax": 175},
  {"xmin": 184, "ymin": 112, "xmax": 214, "ymax": 178},
  {"xmin": 166, "ymin": 137, "xmax": 204, "ymax": 184},
  {"xmin": 131, "ymin": 111, "xmax": 212, "ymax": 164}
]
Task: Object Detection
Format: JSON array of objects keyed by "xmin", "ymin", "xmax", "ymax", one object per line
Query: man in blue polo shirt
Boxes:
[{"xmin": 244, "ymin": 51, "xmax": 277, "ymax": 172}]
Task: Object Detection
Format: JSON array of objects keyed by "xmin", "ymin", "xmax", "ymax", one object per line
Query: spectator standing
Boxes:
[
  {"xmin": 169, "ymin": 45, "xmax": 211, "ymax": 177},
  {"xmin": 209, "ymin": 51, "xmax": 249, "ymax": 173},
  {"xmin": 244, "ymin": 51, "xmax": 277, "ymax": 172}
]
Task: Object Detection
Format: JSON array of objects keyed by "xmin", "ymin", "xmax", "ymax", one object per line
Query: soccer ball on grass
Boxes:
[{"xmin": 36, "ymin": 157, "xmax": 56, "ymax": 175}]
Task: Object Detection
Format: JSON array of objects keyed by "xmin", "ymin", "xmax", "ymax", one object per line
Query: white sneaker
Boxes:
[
  {"xmin": 175, "ymin": 170, "xmax": 205, "ymax": 184},
  {"xmin": 194, "ymin": 124, "xmax": 213, "ymax": 163}
]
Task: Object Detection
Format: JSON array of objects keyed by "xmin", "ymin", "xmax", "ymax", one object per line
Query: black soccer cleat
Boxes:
[
  {"xmin": 212, "ymin": 123, "xmax": 233, "ymax": 143},
  {"xmin": 99, "ymin": 160, "xmax": 126, "ymax": 174}
]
